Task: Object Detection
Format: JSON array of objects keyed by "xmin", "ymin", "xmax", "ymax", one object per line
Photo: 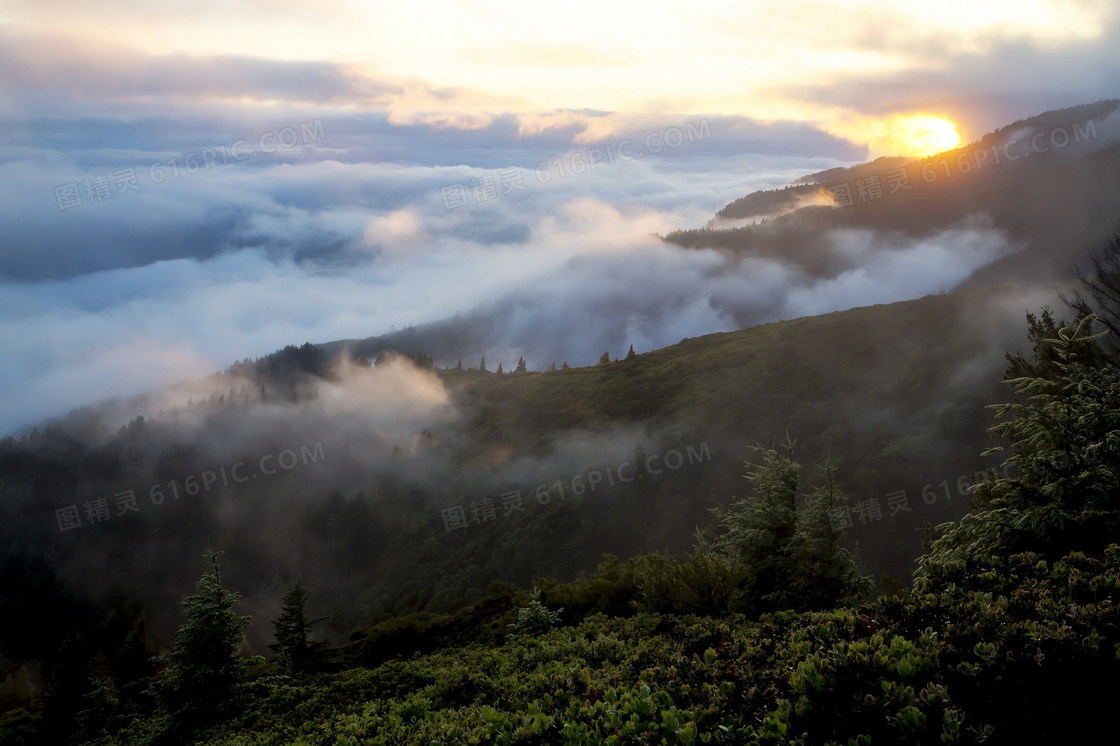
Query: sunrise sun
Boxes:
[{"xmin": 883, "ymin": 114, "xmax": 963, "ymax": 157}]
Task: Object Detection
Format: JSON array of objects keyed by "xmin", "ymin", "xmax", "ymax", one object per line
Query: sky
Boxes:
[{"xmin": 0, "ymin": 0, "xmax": 1118, "ymax": 434}]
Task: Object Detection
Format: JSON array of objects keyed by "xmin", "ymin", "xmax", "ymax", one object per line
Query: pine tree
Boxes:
[
  {"xmin": 561, "ymin": 361, "xmax": 570, "ymax": 370},
  {"xmin": 455, "ymin": 358, "xmax": 462, "ymax": 370},
  {"xmin": 509, "ymin": 588, "xmax": 563, "ymax": 636},
  {"xmin": 269, "ymin": 579, "xmax": 328, "ymax": 675},
  {"xmin": 155, "ymin": 549, "xmax": 250, "ymax": 728},
  {"xmin": 715, "ymin": 437, "xmax": 801, "ymax": 613},
  {"xmin": 714, "ymin": 440, "xmax": 870, "ymax": 614},
  {"xmin": 75, "ymin": 674, "xmax": 122, "ymax": 743},
  {"xmin": 920, "ymin": 311, "xmax": 1120, "ymax": 576},
  {"xmin": 496, "ymin": 362, "xmax": 504, "ymax": 374},
  {"xmin": 598, "ymin": 351, "xmax": 611, "ymax": 366},
  {"xmin": 626, "ymin": 344, "xmax": 637, "ymax": 360},
  {"xmin": 479, "ymin": 356, "xmax": 487, "ymax": 372},
  {"xmin": 548, "ymin": 361, "xmax": 557, "ymax": 371},
  {"xmin": 791, "ymin": 460, "xmax": 872, "ymax": 608},
  {"xmin": 1068, "ymin": 227, "xmax": 1120, "ymax": 363},
  {"xmin": 515, "ymin": 356, "xmax": 527, "ymax": 373}
]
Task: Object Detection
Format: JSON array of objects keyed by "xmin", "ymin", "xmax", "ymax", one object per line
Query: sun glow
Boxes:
[
  {"xmin": 825, "ymin": 113, "xmax": 965, "ymax": 159},
  {"xmin": 886, "ymin": 115, "xmax": 963, "ymax": 157}
]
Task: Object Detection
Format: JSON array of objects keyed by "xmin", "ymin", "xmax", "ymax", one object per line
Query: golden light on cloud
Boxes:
[
  {"xmin": 826, "ymin": 113, "xmax": 964, "ymax": 159},
  {"xmin": 882, "ymin": 115, "xmax": 963, "ymax": 157},
  {"xmin": 4, "ymin": 0, "xmax": 1112, "ymax": 121}
]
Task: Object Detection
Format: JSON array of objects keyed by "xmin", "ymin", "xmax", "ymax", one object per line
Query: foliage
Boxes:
[
  {"xmin": 86, "ymin": 546, "xmax": 1120, "ymax": 745},
  {"xmin": 714, "ymin": 440, "xmax": 872, "ymax": 614},
  {"xmin": 269, "ymin": 579, "xmax": 328, "ymax": 675},
  {"xmin": 151, "ymin": 550, "xmax": 251, "ymax": 732},
  {"xmin": 921, "ymin": 311, "xmax": 1120, "ymax": 575},
  {"xmin": 509, "ymin": 588, "xmax": 563, "ymax": 636}
]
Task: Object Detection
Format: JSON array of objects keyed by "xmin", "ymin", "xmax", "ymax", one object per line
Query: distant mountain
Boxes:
[
  {"xmin": 3, "ymin": 101, "xmax": 1116, "ymax": 689},
  {"xmin": 669, "ymin": 99, "xmax": 1120, "ymax": 286},
  {"xmin": 322, "ymin": 101, "xmax": 1120, "ymax": 370},
  {"xmin": 0, "ymin": 281, "xmax": 1055, "ymax": 659}
]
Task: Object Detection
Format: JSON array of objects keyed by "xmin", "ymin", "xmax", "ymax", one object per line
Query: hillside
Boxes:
[
  {"xmin": 3, "ymin": 134, "xmax": 1119, "ymax": 745},
  {"xmin": 1, "ymin": 283, "xmax": 1047, "ymax": 669},
  {"xmin": 667, "ymin": 100, "xmax": 1120, "ymax": 288}
]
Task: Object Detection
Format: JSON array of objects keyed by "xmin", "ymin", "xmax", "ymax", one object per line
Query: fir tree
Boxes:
[
  {"xmin": 509, "ymin": 588, "xmax": 563, "ymax": 636},
  {"xmin": 920, "ymin": 311, "xmax": 1120, "ymax": 575},
  {"xmin": 496, "ymin": 362, "xmax": 504, "ymax": 374},
  {"xmin": 269, "ymin": 579, "xmax": 328, "ymax": 675},
  {"xmin": 790, "ymin": 459, "xmax": 873, "ymax": 608},
  {"xmin": 598, "ymin": 351, "xmax": 611, "ymax": 366},
  {"xmin": 714, "ymin": 439, "xmax": 870, "ymax": 614},
  {"xmin": 561, "ymin": 361, "xmax": 570, "ymax": 370},
  {"xmin": 515, "ymin": 356, "xmax": 527, "ymax": 373},
  {"xmin": 715, "ymin": 437, "xmax": 800, "ymax": 613},
  {"xmin": 479, "ymin": 356, "xmax": 487, "ymax": 372},
  {"xmin": 154, "ymin": 549, "xmax": 250, "ymax": 729},
  {"xmin": 626, "ymin": 344, "xmax": 637, "ymax": 360}
]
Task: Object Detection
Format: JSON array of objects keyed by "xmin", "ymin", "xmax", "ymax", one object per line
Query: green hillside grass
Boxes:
[{"xmin": 444, "ymin": 287, "xmax": 1021, "ymax": 490}]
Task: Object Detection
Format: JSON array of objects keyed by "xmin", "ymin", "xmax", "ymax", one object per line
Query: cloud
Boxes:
[
  {"xmin": 0, "ymin": 149, "xmax": 817, "ymax": 432},
  {"xmin": 777, "ymin": 5, "xmax": 1120, "ymax": 137},
  {"xmin": 362, "ymin": 208, "xmax": 430, "ymax": 254},
  {"xmin": 329, "ymin": 211, "xmax": 1016, "ymax": 375}
]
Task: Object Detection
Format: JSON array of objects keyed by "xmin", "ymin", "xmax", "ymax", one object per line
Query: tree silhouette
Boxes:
[
  {"xmin": 1068, "ymin": 226, "xmax": 1120, "ymax": 365},
  {"xmin": 921, "ymin": 311, "xmax": 1120, "ymax": 574},
  {"xmin": 269, "ymin": 579, "xmax": 328, "ymax": 675},
  {"xmin": 155, "ymin": 549, "xmax": 250, "ymax": 729}
]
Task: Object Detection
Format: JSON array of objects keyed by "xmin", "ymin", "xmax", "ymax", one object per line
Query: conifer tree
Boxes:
[
  {"xmin": 515, "ymin": 356, "xmax": 527, "ymax": 373},
  {"xmin": 626, "ymin": 344, "xmax": 637, "ymax": 360},
  {"xmin": 711, "ymin": 437, "xmax": 871, "ymax": 614},
  {"xmin": 479, "ymin": 356, "xmax": 487, "ymax": 372},
  {"xmin": 155, "ymin": 549, "xmax": 250, "ymax": 728},
  {"xmin": 715, "ymin": 438, "xmax": 800, "ymax": 613},
  {"xmin": 920, "ymin": 311, "xmax": 1120, "ymax": 575},
  {"xmin": 598, "ymin": 351, "xmax": 611, "ymax": 366},
  {"xmin": 269, "ymin": 579, "xmax": 328, "ymax": 675},
  {"xmin": 509, "ymin": 588, "xmax": 563, "ymax": 636},
  {"xmin": 496, "ymin": 362, "xmax": 504, "ymax": 374},
  {"xmin": 791, "ymin": 460, "xmax": 873, "ymax": 608}
]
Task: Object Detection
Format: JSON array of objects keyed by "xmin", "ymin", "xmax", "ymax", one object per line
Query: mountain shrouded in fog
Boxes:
[
  {"xmin": 2, "ymin": 101, "xmax": 1117, "ymax": 727},
  {"xmin": 4, "ymin": 1, "xmax": 1120, "ymax": 742}
]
